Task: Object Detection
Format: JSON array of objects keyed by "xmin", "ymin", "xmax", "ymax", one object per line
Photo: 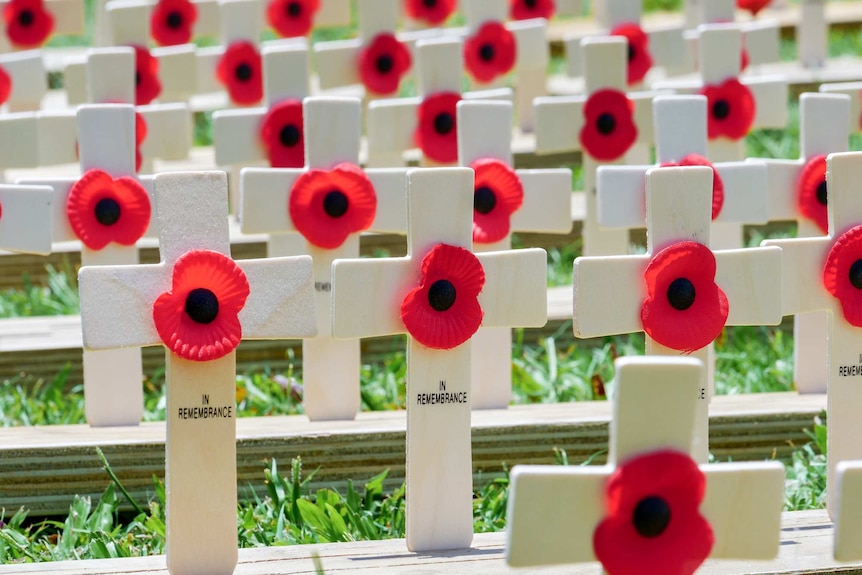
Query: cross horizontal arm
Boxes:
[
  {"xmin": 365, "ymin": 169, "xmax": 408, "ymax": 233},
  {"xmin": 0, "ymin": 185, "xmax": 53, "ymax": 255},
  {"xmin": 236, "ymin": 256, "xmax": 317, "ymax": 339},
  {"xmin": 212, "ymin": 107, "xmax": 268, "ymax": 166},
  {"xmin": 240, "ymin": 168, "xmax": 301, "ymax": 234},
  {"xmin": 760, "ymin": 237, "xmax": 832, "ymax": 315},
  {"xmin": 138, "ymin": 104, "xmax": 193, "ymax": 161},
  {"xmin": 313, "ymin": 39, "xmax": 362, "ymax": 90},
  {"xmin": 573, "ymin": 254, "xmax": 651, "ymax": 338},
  {"xmin": 476, "ymin": 249, "xmax": 547, "ymax": 329},
  {"xmin": 754, "ymin": 159, "xmax": 801, "ymax": 221},
  {"xmin": 714, "ymin": 246, "xmax": 783, "ymax": 325},
  {"xmin": 597, "ymin": 165, "xmax": 648, "ymax": 228},
  {"xmin": 366, "ymin": 97, "xmax": 421, "ymax": 167},
  {"xmin": 713, "ymin": 161, "xmax": 768, "ymax": 224},
  {"xmin": 746, "ymin": 77, "xmax": 789, "ymax": 129},
  {"xmin": 511, "ymin": 170, "xmax": 573, "ymax": 234},
  {"xmin": 534, "ymin": 96, "xmax": 584, "ymax": 155}
]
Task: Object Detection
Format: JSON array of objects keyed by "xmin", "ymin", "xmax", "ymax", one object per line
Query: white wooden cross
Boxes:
[
  {"xmin": 0, "ymin": 109, "xmax": 76, "ymax": 177},
  {"xmin": 262, "ymin": 0, "xmax": 350, "ymax": 39},
  {"xmin": 0, "ymin": 49, "xmax": 46, "ymax": 112},
  {"xmin": 597, "ymin": 94, "xmax": 769, "ymax": 251},
  {"xmin": 534, "ymin": 36, "xmax": 657, "ymax": 256},
  {"xmin": 820, "ymin": 81, "xmax": 862, "ymax": 138},
  {"xmin": 834, "ymin": 460, "xmax": 862, "ymax": 561},
  {"xmin": 331, "ymin": 167, "xmax": 547, "ymax": 551},
  {"xmin": 365, "ymin": 36, "xmax": 512, "ymax": 168},
  {"xmin": 102, "ymin": 0, "xmax": 220, "ymax": 49},
  {"xmin": 457, "ymin": 99, "xmax": 570, "ymax": 409},
  {"xmin": 0, "ymin": 0, "xmax": 83, "ymax": 51},
  {"xmin": 506, "ymin": 355, "xmax": 785, "ymax": 570},
  {"xmin": 18, "ymin": 105, "xmax": 156, "ymax": 427},
  {"xmin": 747, "ymin": 92, "xmax": 851, "ymax": 395},
  {"xmin": 762, "ymin": 151, "xmax": 862, "ymax": 515},
  {"xmin": 78, "ymin": 170, "xmax": 317, "ymax": 575},
  {"xmin": 652, "ymin": 24, "xmax": 788, "ymax": 162},
  {"xmin": 575, "ymin": 165, "xmax": 782, "ymax": 462},
  {"xmin": 0, "ymin": 182, "xmax": 53, "ymax": 254},
  {"xmin": 241, "ymin": 96, "xmax": 408, "ymax": 421}
]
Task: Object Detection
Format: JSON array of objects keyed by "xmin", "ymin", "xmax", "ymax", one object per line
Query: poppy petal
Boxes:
[
  {"xmin": 579, "ymin": 88, "xmax": 638, "ymax": 162},
  {"xmin": 266, "ymin": 0, "xmax": 319, "ymax": 37},
  {"xmin": 509, "ymin": 0, "xmax": 555, "ymax": 20},
  {"xmin": 464, "ymin": 20, "xmax": 517, "ymax": 84},
  {"xmin": 414, "ymin": 91, "xmax": 461, "ymax": 164},
  {"xmin": 661, "ymin": 155, "xmax": 725, "ymax": 220},
  {"xmin": 0, "ymin": 65, "xmax": 11, "ymax": 106},
  {"xmin": 3, "ymin": 0, "xmax": 53, "ymax": 48},
  {"xmin": 133, "ymin": 45, "xmax": 162, "ymax": 105},
  {"xmin": 610, "ymin": 22, "xmax": 653, "ymax": 86},
  {"xmin": 700, "ymin": 79, "xmax": 755, "ymax": 141},
  {"xmin": 471, "ymin": 158, "xmax": 524, "ymax": 244},
  {"xmin": 737, "ymin": 0, "xmax": 771, "ymax": 16},
  {"xmin": 797, "ymin": 154, "xmax": 829, "ymax": 234},
  {"xmin": 216, "ymin": 41, "xmax": 263, "ymax": 105},
  {"xmin": 357, "ymin": 33, "xmax": 412, "ymax": 96},
  {"xmin": 405, "ymin": 0, "xmax": 455, "ymax": 25},
  {"xmin": 259, "ymin": 99, "xmax": 305, "ymax": 168},
  {"xmin": 824, "ymin": 225, "xmax": 862, "ymax": 327},
  {"xmin": 150, "ymin": 0, "xmax": 197, "ymax": 46}
]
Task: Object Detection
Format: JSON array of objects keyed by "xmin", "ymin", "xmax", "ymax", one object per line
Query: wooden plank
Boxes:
[
  {"xmin": 0, "ymin": 392, "xmax": 824, "ymax": 517},
  {"xmin": 0, "ymin": 510, "xmax": 853, "ymax": 574}
]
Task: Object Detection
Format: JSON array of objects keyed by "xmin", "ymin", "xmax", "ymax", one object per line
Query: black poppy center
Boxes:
[
  {"xmin": 712, "ymin": 99, "xmax": 730, "ymax": 120},
  {"xmin": 524, "ymin": 0, "xmax": 537, "ymax": 7},
  {"xmin": 166, "ymin": 10, "xmax": 183, "ymax": 28},
  {"xmin": 94, "ymin": 198, "xmax": 121, "ymax": 226},
  {"xmin": 633, "ymin": 496, "xmax": 672, "ymax": 538},
  {"xmin": 286, "ymin": 1, "xmax": 301, "ymax": 16},
  {"xmin": 849, "ymin": 260, "xmax": 862, "ymax": 290},
  {"xmin": 667, "ymin": 277, "xmax": 696, "ymax": 311},
  {"xmin": 596, "ymin": 113, "xmax": 616, "ymax": 135},
  {"xmin": 422, "ymin": 0, "xmax": 436, "ymax": 7},
  {"xmin": 474, "ymin": 186, "xmax": 497, "ymax": 215},
  {"xmin": 279, "ymin": 124, "xmax": 300, "ymax": 147},
  {"xmin": 135, "ymin": 71, "xmax": 142, "ymax": 86},
  {"xmin": 428, "ymin": 279, "xmax": 456, "ymax": 312},
  {"xmin": 433, "ymin": 112, "xmax": 454, "ymax": 135},
  {"xmin": 235, "ymin": 63, "xmax": 253, "ymax": 82},
  {"xmin": 17, "ymin": 9, "xmax": 34, "ymax": 27},
  {"xmin": 376, "ymin": 54, "xmax": 394, "ymax": 74},
  {"xmin": 323, "ymin": 190, "xmax": 349, "ymax": 218},
  {"xmin": 479, "ymin": 43, "xmax": 495, "ymax": 62},
  {"xmin": 816, "ymin": 180, "xmax": 828, "ymax": 206},
  {"xmin": 185, "ymin": 288, "xmax": 219, "ymax": 324},
  {"xmin": 627, "ymin": 42, "xmax": 636, "ymax": 62}
]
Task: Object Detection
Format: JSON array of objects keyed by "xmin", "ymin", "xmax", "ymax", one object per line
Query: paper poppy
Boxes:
[
  {"xmin": 288, "ymin": 163, "xmax": 376, "ymax": 249},
  {"xmin": 464, "ymin": 21, "xmax": 517, "ymax": 84},
  {"xmin": 699, "ymin": 78, "xmax": 755, "ymax": 141},
  {"xmin": 0, "ymin": 65, "xmax": 11, "ymax": 106},
  {"xmin": 150, "ymin": 0, "xmax": 197, "ymax": 46},
  {"xmin": 640, "ymin": 241, "xmax": 729, "ymax": 353},
  {"xmin": 414, "ymin": 91, "xmax": 461, "ymax": 164},
  {"xmin": 797, "ymin": 154, "xmax": 828, "ymax": 234},
  {"xmin": 509, "ymin": 0, "xmax": 554, "ymax": 20},
  {"xmin": 259, "ymin": 99, "xmax": 305, "ymax": 168},
  {"xmin": 471, "ymin": 158, "xmax": 524, "ymax": 244},
  {"xmin": 824, "ymin": 225, "xmax": 862, "ymax": 327},
  {"xmin": 153, "ymin": 249, "xmax": 250, "ymax": 362},
  {"xmin": 594, "ymin": 450, "xmax": 714, "ymax": 575},
  {"xmin": 400, "ymin": 243, "xmax": 485, "ymax": 350},
  {"xmin": 266, "ymin": 0, "xmax": 319, "ymax": 37},
  {"xmin": 737, "ymin": 0, "xmax": 771, "ymax": 16},
  {"xmin": 740, "ymin": 46, "xmax": 750, "ymax": 72},
  {"xmin": 216, "ymin": 41, "xmax": 263, "ymax": 105},
  {"xmin": 132, "ymin": 45, "xmax": 162, "ymax": 106},
  {"xmin": 358, "ymin": 33, "xmax": 412, "ymax": 96},
  {"xmin": 404, "ymin": 0, "xmax": 455, "ymax": 26},
  {"xmin": 610, "ymin": 22, "xmax": 653, "ymax": 86},
  {"xmin": 580, "ymin": 88, "xmax": 638, "ymax": 162},
  {"xmin": 66, "ymin": 169, "xmax": 151, "ymax": 251},
  {"xmin": 3, "ymin": 0, "xmax": 54, "ymax": 48},
  {"xmin": 134, "ymin": 111, "xmax": 147, "ymax": 173},
  {"xmin": 660, "ymin": 154, "xmax": 724, "ymax": 220}
]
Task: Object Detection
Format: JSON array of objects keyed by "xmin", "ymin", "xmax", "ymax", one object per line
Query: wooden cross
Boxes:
[
  {"xmin": 0, "ymin": 0, "xmax": 83, "ymax": 51},
  {"xmin": 0, "ymin": 50, "xmax": 46, "ymax": 112},
  {"xmin": 241, "ymin": 96, "xmax": 408, "ymax": 421},
  {"xmin": 365, "ymin": 36, "xmax": 512, "ymax": 168},
  {"xmin": 534, "ymin": 36, "xmax": 657, "ymax": 256},
  {"xmin": 506, "ymin": 356, "xmax": 785, "ymax": 570},
  {"xmin": 0, "ymin": 183, "xmax": 53, "ymax": 254},
  {"xmin": 331, "ymin": 167, "xmax": 547, "ymax": 551},
  {"xmin": 574, "ymin": 165, "xmax": 782, "ymax": 462},
  {"xmin": 457, "ymin": 99, "xmax": 570, "ymax": 409},
  {"xmin": 78, "ymin": 170, "xmax": 317, "ymax": 575},
  {"xmin": 834, "ymin": 460, "xmax": 862, "ymax": 561},
  {"xmin": 762, "ymin": 151, "xmax": 862, "ymax": 515},
  {"xmin": 102, "ymin": 0, "xmax": 220, "ymax": 49},
  {"xmin": 597, "ymin": 94, "xmax": 769, "ymax": 250},
  {"xmin": 820, "ymin": 81, "xmax": 862, "ymax": 137},
  {"xmin": 0, "ymin": 110, "xmax": 75, "ymax": 175},
  {"xmin": 652, "ymin": 23, "xmax": 788, "ymax": 162},
  {"xmin": 19, "ymin": 104, "xmax": 156, "ymax": 428},
  {"xmin": 748, "ymin": 92, "xmax": 851, "ymax": 395}
]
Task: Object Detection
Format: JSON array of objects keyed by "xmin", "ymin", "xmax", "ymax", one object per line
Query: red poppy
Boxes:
[
  {"xmin": 737, "ymin": 0, "xmax": 771, "ymax": 16},
  {"xmin": 400, "ymin": 243, "xmax": 485, "ymax": 350},
  {"xmin": 797, "ymin": 154, "xmax": 828, "ymax": 234},
  {"xmin": 610, "ymin": 22, "xmax": 653, "ymax": 86},
  {"xmin": 259, "ymin": 99, "xmax": 305, "ymax": 168},
  {"xmin": 404, "ymin": 0, "xmax": 455, "ymax": 26},
  {"xmin": 266, "ymin": 0, "xmax": 319, "ymax": 38},
  {"xmin": 580, "ymin": 88, "xmax": 638, "ymax": 162},
  {"xmin": 153, "ymin": 250, "xmax": 250, "ymax": 362},
  {"xmin": 0, "ymin": 65, "xmax": 11, "ymax": 106},
  {"xmin": 509, "ymin": 0, "xmax": 554, "ymax": 20},
  {"xmin": 824, "ymin": 225, "xmax": 862, "ymax": 327},
  {"xmin": 358, "ymin": 33, "xmax": 412, "ymax": 96},
  {"xmin": 594, "ymin": 450, "xmax": 714, "ymax": 575},
  {"xmin": 132, "ymin": 45, "xmax": 162, "ymax": 106},
  {"xmin": 3, "ymin": 0, "xmax": 54, "ymax": 48},
  {"xmin": 414, "ymin": 91, "xmax": 461, "ymax": 164},
  {"xmin": 150, "ymin": 0, "xmax": 197, "ymax": 46},
  {"xmin": 471, "ymin": 158, "xmax": 523, "ymax": 244},
  {"xmin": 216, "ymin": 41, "xmax": 263, "ymax": 105},
  {"xmin": 464, "ymin": 21, "xmax": 517, "ymax": 84},
  {"xmin": 288, "ymin": 163, "xmax": 376, "ymax": 249},
  {"xmin": 641, "ymin": 241, "xmax": 729, "ymax": 353},
  {"xmin": 135, "ymin": 112, "xmax": 147, "ymax": 173},
  {"xmin": 66, "ymin": 169, "xmax": 151, "ymax": 251},
  {"xmin": 740, "ymin": 46, "xmax": 750, "ymax": 72},
  {"xmin": 660, "ymin": 155, "xmax": 725, "ymax": 220},
  {"xmin": 699, "ymin": 78, "xmax": 755, "ymax": 141}
]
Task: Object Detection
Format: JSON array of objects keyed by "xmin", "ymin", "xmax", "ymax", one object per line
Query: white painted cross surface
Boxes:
[
  {"xmin": 762, "ymin": 152, "xmax": 862, "ymax": 515},
  {"xmin": 748, "ymin": 93, "xmax": 851, "ymax": 395},
  {"xmin": 506, "ymin": 356, "xmax": 785, "ymax": 570},
  {"xmin": 79, "ymin": 170, "xmax": 317, "ymax": 575},
  {"xmin": 331, "ymin": 168, "xmax": 547, "ymax": 551},
  {"xmin": 575, "ymin": 166, "xmax": 783, "ymax": 462},
  {"xmin": 457, "ymin": 99, "xmax": 570, "ymax": 409},
  {"xmin": 0, "ymin": 183, "xmax": 53, "ymax": 254},
  {"xmin": 834, "ymin": 461, "xmax": 862, "ymax": 562},
  {"xmin": 241, "ymin": 96, "xmax": 408, "ymax": 421},
  {"xmin": 0, "ymin": 50, "xmax": 46, "ymax": 112}
]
